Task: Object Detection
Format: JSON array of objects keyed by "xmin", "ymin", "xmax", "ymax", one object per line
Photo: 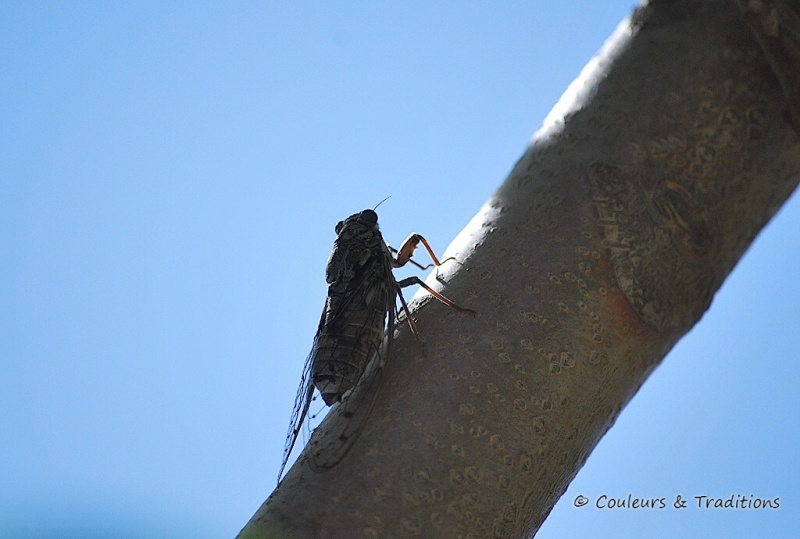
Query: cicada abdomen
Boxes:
[
  {"xmin": 277, "ymin": 208, "xmax": 474, "ymax": 483},
  {"xmin": 312, "ymin": 209, "xmax": 395, "ymax": 405}
]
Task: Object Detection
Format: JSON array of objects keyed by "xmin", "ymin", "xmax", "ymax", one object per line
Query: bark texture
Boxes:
[{"xmin": 239, "ymin": 1, "xmax": 800, "ymax": 537}]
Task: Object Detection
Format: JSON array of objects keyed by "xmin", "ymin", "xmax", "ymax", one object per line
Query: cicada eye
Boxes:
[
  {"xmin": 335, "ymin": 220, "xmax": 344, "ymax": 234},
  {"xmin": 360, "ymin": 209, "xmax": 378, "ymax": 224}
]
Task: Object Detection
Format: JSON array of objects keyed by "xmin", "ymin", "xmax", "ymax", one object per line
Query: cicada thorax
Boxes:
[{"xmin": 311, "ymin": 210, "xmax": 395, "ymax": 405}]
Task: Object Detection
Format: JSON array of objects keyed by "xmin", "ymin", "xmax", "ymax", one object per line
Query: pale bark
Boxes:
[{"xmin": 238, "ymin": 1, "xmax": 800, "ymax": 537}]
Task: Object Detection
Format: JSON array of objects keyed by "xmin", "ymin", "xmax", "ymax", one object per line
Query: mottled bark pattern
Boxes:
[
  {"xmin": 589, "ymin": 162, "xmax": 715, "ymax": 330},
  {"xmin": 587, "ymin": 0, "xmax": 798, "ymax": 333},
  {"xmin": 736, "ymin": 0, "xmax": 800, "ymax": 134}
]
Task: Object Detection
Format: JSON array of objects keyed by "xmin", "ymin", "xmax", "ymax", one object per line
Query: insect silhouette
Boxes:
[{"xmin": 277, "ymin": 208, "xmax": 474, "ymax": 483}]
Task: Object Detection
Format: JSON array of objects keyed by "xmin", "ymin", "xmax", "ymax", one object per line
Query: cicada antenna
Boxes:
[{"xmin": 373, "ymin": 196, "xmax": 392, "ymax": 211}]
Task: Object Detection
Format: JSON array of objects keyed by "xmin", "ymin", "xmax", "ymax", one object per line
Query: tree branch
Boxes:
[{"xmin": 238, "ymin": 1, "xmax": 800, "ymax": 537}]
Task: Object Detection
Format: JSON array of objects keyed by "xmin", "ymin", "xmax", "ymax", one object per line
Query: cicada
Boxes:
[{"xmin": 277, "ymin": 208, "xmax": 474, "ymax": 483}]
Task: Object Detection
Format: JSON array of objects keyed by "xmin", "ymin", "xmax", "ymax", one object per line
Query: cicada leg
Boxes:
[
  {"xmin": 390, "ymin": 232, "xmax": 477, "ymax": 327},
  {"xmin": 391, "ymin": 233, "xmax": 456, "ymax": 269}
]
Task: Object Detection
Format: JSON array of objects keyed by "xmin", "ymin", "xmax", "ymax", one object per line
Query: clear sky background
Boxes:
[{"xmin": 2, "ymin": 2, "xmax": 798, "ymax": 538}]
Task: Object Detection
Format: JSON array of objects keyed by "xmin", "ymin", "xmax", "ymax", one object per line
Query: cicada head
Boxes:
[{"xmin": 335, "ymin": 209, "xmax": 380, "ymax": 236}]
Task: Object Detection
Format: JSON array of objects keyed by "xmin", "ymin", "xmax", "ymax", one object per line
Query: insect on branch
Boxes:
[{"xmin": 277, "ymin": 209, "xmax": 475, "ymax": 484}]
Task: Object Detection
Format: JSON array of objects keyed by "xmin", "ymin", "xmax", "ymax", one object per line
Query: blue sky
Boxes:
[{"xmin": 1, "ymin": 2, "xmax": 797, "ymax": 537}]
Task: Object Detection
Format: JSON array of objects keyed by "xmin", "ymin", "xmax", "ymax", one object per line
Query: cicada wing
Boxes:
[{"xmin": 277, "ymin": 313, "xmax": 321, "ymax": 484}]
